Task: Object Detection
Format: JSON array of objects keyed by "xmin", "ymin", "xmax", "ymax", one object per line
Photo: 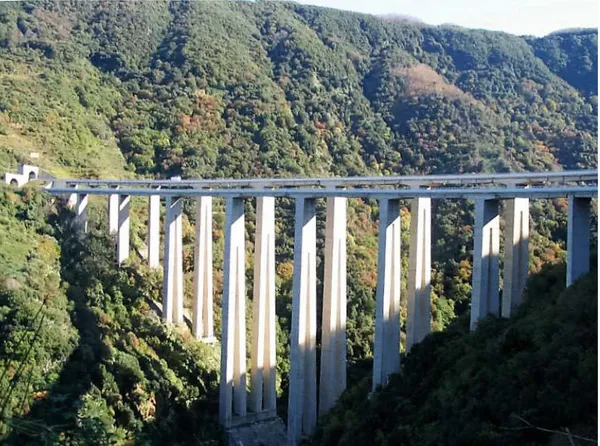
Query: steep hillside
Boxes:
[
  {"xmin": 0, "ymin": 186, "xmax": 221, "ymax": 444},
  {"xmin": 0, "ymin": 2, "xmax": 596, "ymax": 339},
  {"xmin": 309, "ymin": 266, "xmax": 598, "ymax": 446},
  {"xmin": 0, "ymin": 2, "xmax": 596, "ymax": 443},
  {"xmin": 528, "ymin": 29, "xmax": 598, "ymax": 96},
  {"xmin": 0, "ymin": 1, "xmax": 597, "ymax": 178}
]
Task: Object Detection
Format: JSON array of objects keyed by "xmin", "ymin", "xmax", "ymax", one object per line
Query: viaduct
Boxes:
[{"xmin": 6, "ymin": 166, "xmax": 597, "ymax": 444}]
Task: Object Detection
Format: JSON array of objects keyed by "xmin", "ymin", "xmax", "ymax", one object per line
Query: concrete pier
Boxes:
[
  {"xmin": 288, "ymin": 197, "xmax": 317, "ymax": 444},
  {"xmin": 67, "ymin": 192, "xmax": 78, "ymax": 209},
  {"xmin": 74, "ymin": 193, "xmax": 89, "ymax": 232},
  {"xmin": 40, "ymin": 166, "xmax": 597, "ymax": 446},
  {"xmin": 193, "ymin": 196, "xmax": 214, "ymax": 341},
  {"xmin": 147, "ymin": 194, "xmax": 161, "ymax": 268},
  {"xmin": 502, "ymin": 198, "xmax": 529, "ymax": 318},
  {"xmin": 406, "ymin": 197, "xmax": 432, "ymax": 351},
  {"xmin": 567, "ymin": 196, "xmax": 591, "ymax": 286},
  {"xmin": 117, "ymin": 195, "xmax": 131, "ymax": 265},
  {"xmin": 162, "ymin": 197, "xmax": 184, "ymax": 325},
  {"xmin": 108, "ymin": 191, "xmax": 119, "ymax": 235},
  {"xmin": 219, "ymin": 197, "xmax": 247, "ymax": 426},
  {"xmin": 470, "ymin": 199, "xmax": 500, "ymax": 330},
  {"xmin": 174, "ymin": 202, "xmax": 184, "ymax": 324},
  {"xmin": 319, "ymin": 197, "xmax": 347, "ymax": 416},
  {"xmin": 250, "ymin": 197, "xmax": 277, "ymax": 414},
  {"xmin": 372, "ymin": 198, "xmax": 401, "ymax": 391}
]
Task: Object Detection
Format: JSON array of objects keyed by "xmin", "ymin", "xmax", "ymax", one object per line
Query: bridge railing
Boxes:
[{"xmin": 53, "ymin": 169, "xmax": 598, "ymax": 190}]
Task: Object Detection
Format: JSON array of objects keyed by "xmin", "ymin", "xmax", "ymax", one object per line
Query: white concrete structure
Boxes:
[
  {"xmin": 4, "ymin": 173, "xmax": 28, "ymax": 187},
  {"xmin": 162, "ymin": 197, "xmax": 184, "ymax": 325},
  {"xmin": 18, "ymin": 164, "xmax": 39, "ymax": 181},
  {"xmin": 319, "ymin": 197, "xmax": 347, "ymax": 416},
  {"xmin": 108, "ymin": 191, "xmax": 119, "ymax": 235},
  {"xmin": 567, "ymin": 196, "xmax": 591, "ymax": 286},
  {"xmin": 74, "ymin": 193, "xmax": 89, "ymax": 233},
  {"xmin": 470, "ymin": 199, "xmax": 500, "ymax": 330},
  {"xmin": 288, "ymin": 197, "xmax": 318, "ymax": 444},
  {"xmin": 372, "ymin": 198, "xmax": 401, "ymax": 391},
  {"xmin": 117, "ymin": 195, "xmax": 131, "ymax": 265},
  {"xmin": 147, "ymin": 194, "xmax": 161, "ymax": 268},
  {"xmin": 192, "ymin": 196, "xmax": 214, "ymax": 341},
  {"xmin": 44, "ymin": 168, "xmax": 596, "ymax": 444},
  {"xmin": 406, "ymin": 197, "xmax": 432, "ymax": 351},
  {"xmin": 4, "ymin": 164, "xmax": 40, "ymax": 187},
  {"xmin": 502, "ymin": 198, "xmax": 529, "ymax": 318},
  {"xmin": 66, "ymin": 185, "xmax": 78, "ymax": 209},
  {"xmin": 250, "ymin": 197, "xmax": 277, "ymax": 415},
  {"xmin": 219, "ymin": 197, "xmax": 247, "ymax": 426}
]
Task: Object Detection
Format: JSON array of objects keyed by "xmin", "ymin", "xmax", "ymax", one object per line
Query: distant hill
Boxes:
[
  {"xmin": 528, "ymin": 29, "xmax": 598, "ymax": 96},
  {"xmin": 0, "ymin": 1, "xmax": 596, "ymax": 179}
]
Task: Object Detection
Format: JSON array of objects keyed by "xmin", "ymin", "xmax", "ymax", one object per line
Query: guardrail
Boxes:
[
  {"xmin": 47, "ymin": 185, "xmax": 598, "ymax": 200},
  {"xmin": 53, "ymin": 169, "xmax": 598, "ymax": 190}
]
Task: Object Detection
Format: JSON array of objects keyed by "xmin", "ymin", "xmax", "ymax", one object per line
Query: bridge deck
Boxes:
[
  {"xmin": 56, "ymin": 169, "xmax": 598, "ymax": 189},
  {"xmin": 47, "ymin": 185, "xmax": 598, "ymax": 199},
  {"xmin": 44, "ymin": 169, "xmax": 598, "ymax": 199}
]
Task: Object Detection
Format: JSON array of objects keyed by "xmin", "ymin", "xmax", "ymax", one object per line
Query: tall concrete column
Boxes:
[
  {"xmin": 67, "ymin": 185, "xmax": 78, "ymax": 210},
  {"xmin": 193, "ymin": 196, "xmax": 214, "ymax": 341},
  {"xmin": 108, "ymin": 189, "xmax": 119, "ymax": 235},
  {"xmin": 288, "ymin": 197, "xmax": 317, "ymax": 444},
  {"xmin": 406, "ymin": 197, "xmax": 432, "ymax": 351},
  {"xmin": 162, "ymin": 197, "xmax": 184, "ymax": 325},
  {"xmin": 319, "ymin": 197, "xmax": 347, "ymax": 416},
  {"xmin": 117, "ymin": 195, "xmax": 131, "ymax": 265},
  {"xmin": 567, "ymin": 196, "xmax": 591, "ymax": 286},
  {"xmin": 372, "ymin": 198, "xmax": 401, "ymax": 391},
  {"xmin": 219, "ymin": 197, "xmax": 247, "ymax": 426},
  {"xmin": 174, "ymin": 205, "xmax": 184, "ymax": 324},
  {"xmin": 470, "ymin": 199, "xmax": 500, "ymax": 330},
  {"xmin": 74, "ymin": 193, "xmax": 89, "ymax": 233},
  {"xmin": 502, "ymin": 198, "xmax": 529, "ymax": 318},
  {"xmin": 250, "ymin": 197, "xmax": 277, "ymax": 415},
  {"xmin": 147, "ymin": 194, "xmax": 161, "ymax": 268}
]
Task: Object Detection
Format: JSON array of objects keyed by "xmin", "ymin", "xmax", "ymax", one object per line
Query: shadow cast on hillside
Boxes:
[
  {"xmin": 5, "ymin": 213, "xmax": 222, "ymax": 444},
  {"xmin": 4, "ymin": 257, "xmax": 106, "ymax": 444}
]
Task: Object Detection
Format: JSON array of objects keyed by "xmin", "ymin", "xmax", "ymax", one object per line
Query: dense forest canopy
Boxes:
[
  {"xmin": 0, "ymin": 0, "xmax": 597, "ymax": 178},
  {"xmin": 309, "ymin": 265, "xmax": 598, "ymax": 445},
  {"xmin": 0, "ymin": 1, "xmax": 597, "ymax": 444}
]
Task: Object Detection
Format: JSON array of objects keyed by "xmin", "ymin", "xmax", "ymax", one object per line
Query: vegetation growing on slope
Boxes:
[
  {"xmin": 0, "ymin": 186, "xmax": 77, "ymax": 437},
  {"xmin": 0, "ymin": 2, "xmax": 596, "ymax": 339},
  {"xmin": 529, "ymin": 29, "xmax": 598, "ymax": 96},
  {"xmin": 0, "ymin": 1, "xmax": 596, "ymax": 178},
  {"xmin": 0, "ymin": 1, "xmax": 596, "ymax": 443},
  {"xmin": 0, "ymin": 187, "xmax": 221, "ymax": 444},
  {"xmin": 308, "ymin": 264, "xmax": 598, "ymax": 445}
]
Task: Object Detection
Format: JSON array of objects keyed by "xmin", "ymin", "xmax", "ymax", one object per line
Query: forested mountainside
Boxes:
[
  {"xmin": 0, "ymin": 188, "xmax": 596, "ymax": 445},
  {"xmin": 0, "ymin": 1, "xmax": 597, "ymax": 444},
  {"xmin": 0, "ymin": 1, "xmax": 597, "ymax": 178},
  {"xmin": 528, "ymin": 29, "xmax": 598, "ymax": 97},
  {"xmin": 309, "ymin": 266, "xmax": 598, "ymax": 446},
  {"xmin": 0, "ymin": 188, "xmax": 222, "ymax": 444}
]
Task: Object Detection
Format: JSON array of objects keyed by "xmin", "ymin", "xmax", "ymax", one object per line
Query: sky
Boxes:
[{"xmin": 297, "ymin": 0, "xmax": 598, "ymax": 36}]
